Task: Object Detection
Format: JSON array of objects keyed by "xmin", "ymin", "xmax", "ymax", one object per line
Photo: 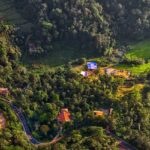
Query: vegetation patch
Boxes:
[
  {"xmin": 115, "ymin": 62, "xmax": 150, "ymax": 75},
  {"xmin": 116, "ymin": 84, "xmax": 145, "ymax": 98},
  {"xmin": 127, "ymin": 40, "xmax": 150, "ymax": 60},
  {"xmin": 0, "ymin": 1, "xmax": 150, "ymax": 149}
]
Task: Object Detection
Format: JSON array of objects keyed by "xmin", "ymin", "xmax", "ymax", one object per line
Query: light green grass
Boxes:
[
  {"xmin": 126, "ymin": 40, "xmax": 150, "ymax": 60},
  {"xmin": 115, "ymin": 63, "xmax": 150, "ymax": 75},
  {"xmin": 115, "ymin": 40, "xmax": 150, "ymax": 75}
]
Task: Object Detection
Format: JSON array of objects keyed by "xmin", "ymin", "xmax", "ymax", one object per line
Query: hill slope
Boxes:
[{"xmin": 0, "ymin": 0, "xmax": 32, "ymax": 32}]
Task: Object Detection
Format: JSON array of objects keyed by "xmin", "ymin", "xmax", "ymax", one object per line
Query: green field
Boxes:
[
  {"xmin": 22, "ymin": 41, "xmax": 99, "ymax": 67},
  {"xmin": 0, "ymin": 0, "xmax": 32, "ymax": 32},
  {"xmin": 115, "ymin": 62, "xmax": 150, "ymax": 75},
  {"xmin": 126, "ymin": 40, "xmax": 150, "ymax": 59},
  {"xmin": 115, "ymin": 40, "xmax": 150, "ymax": 75}
]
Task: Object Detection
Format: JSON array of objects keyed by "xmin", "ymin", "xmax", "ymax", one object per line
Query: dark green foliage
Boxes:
[
  {"xmin": 100, "ymin": 0, "xmax": 150, "ymax": 40},
  {"xmin": 0, "ymin": 23, "xmax": 21, "ymax": 68},
  {"xmin": 122, "ymin": 55, "xmax": 145, "ymax": 65},
  {"xmin": 13, "ymin": 0, "xmax": 150, "ymax": 55},
  {"xmin": 0, "ymin": 101, "xmax": 34, "ymax": 150},
  {"xmin": 52, "ymin": 127, "xmax": 118, "ymax": 150},
  {"xmin": 13, "ymin": 0, "xmax": 114, "ymax": 54},
  {"xmin": 0, "ymin": 8, "xmax": 150, "ymax": 150}
]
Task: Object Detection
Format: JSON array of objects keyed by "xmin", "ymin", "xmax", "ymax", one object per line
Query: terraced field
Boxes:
[{"xmin": 0, "ymin": 0, "xmax": 32, "ymax": 32}]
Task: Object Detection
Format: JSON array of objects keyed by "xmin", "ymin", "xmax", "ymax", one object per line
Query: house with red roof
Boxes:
[
  {"xmin": 0, "ymin": 88, "xmax": 9, "ymax": 95},
  {"xmin": 57, "ymin": 108, "xmax": 71, "ymax": 123}
]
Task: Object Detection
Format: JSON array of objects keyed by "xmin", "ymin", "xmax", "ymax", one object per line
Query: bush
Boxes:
[
  {"xmin": 122, "ymin": 55, "xmax": 145, "ymax": 65},
  {"xmin": 71, "ymin": 58, "xmax": 87, "ymax": 66}
]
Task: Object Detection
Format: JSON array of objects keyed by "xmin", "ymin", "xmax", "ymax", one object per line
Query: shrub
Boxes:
[
  {"xmin": 123, "ymin": 55, "xmax": 145, "ymax": 65},
  {"xmin": 71, "ymin": 58, "xmax": 87, "ymax": 66}
]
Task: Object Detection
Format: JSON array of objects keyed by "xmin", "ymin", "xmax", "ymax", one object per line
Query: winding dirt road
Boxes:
[
  {"xmin": 0, "ymin": 97, "xmax": 62, "ymax": 147},
  {"xmin": 0, "ymin": 97, "xmax": 137, "ymax": 149}
]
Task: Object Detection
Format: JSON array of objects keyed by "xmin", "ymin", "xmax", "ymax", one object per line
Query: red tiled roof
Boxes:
[
  {"xmin": 0, "ymin": 88, "xmax": 9, "ymax": 95},
  {"xmin": 57, "ymin": 108, "xmax": 71, "ymax": 122},
  {"xmin": 94, "ymin": 111, "xmax": 104, "ymax": 117}
]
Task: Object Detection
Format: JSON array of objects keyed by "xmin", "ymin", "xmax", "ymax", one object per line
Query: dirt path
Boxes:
[
  {"xmin": 0, "ymin": 97, "xmax": 137, "ymax": 149},
  {"xmin": 0, "ymin": 97, "xmax": 62, "ymax": 148},
  {"xmin": 106, "ymin": 130, "xmax": 137, "ymax": 150}
]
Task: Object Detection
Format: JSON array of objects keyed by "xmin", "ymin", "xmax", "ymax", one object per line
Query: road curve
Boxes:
[
  {"xmin": 0, "ymin": 97, "xmax": 137, "ymax": 149},
  {"xmin": 0, "ymin": 97, "xmax": 62, "ymax": 147},
  {"xmin": 106, "ymin": 130, "xmax": 137, "ymax": 150}
]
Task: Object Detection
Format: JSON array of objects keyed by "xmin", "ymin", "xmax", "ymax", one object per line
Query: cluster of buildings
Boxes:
[
  {"xmin": 57, "ymin": 108, "xmax": 113, "ymax": 123},
  {"xmin": 80, "ymin": 62, "xmax": 98, "ymax": 77},
  {"xmin": 102, "ymin": 68, "xmax": 130, "ymax": 79},
  {"xmin": 80, "ymin": 62, "xmax": 130, "ymax": 79}
]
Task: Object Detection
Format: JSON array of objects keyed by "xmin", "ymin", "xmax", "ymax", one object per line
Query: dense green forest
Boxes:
[
  {"xmin": 0, "ymin": 0, "xmax": 150, "ymax": 150},
  {"xmin": 13, "ymin": 0, "xmax": 150, "ymax": 55}
]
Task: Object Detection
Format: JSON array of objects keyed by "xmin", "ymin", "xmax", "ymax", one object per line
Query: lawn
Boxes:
[{"xmin": 126, "ymin": 40, "xmax": 150, "ymax": 60}]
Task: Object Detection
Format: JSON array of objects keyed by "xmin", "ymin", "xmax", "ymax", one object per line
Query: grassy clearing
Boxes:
[
  {"xmin": 22, "ymin": 41, "xmax": 99, "ymax": 67},
  {"xmin": 127, "ymin": 40, "xmax": 150, "ymax": 59},
  {"xmin": 0, "ymin": 0, "xmax": 33, "ymax": 32},
  {"xmin": 115, "ymin": 40, "xmax": 150, "ymax": 75}
]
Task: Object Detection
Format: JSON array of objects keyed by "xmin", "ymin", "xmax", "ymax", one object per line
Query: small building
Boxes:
[
  {"xmin": 0, "ymin": 113, "xmax": 6, "ymax": 129},
  {"xmin": 105, "ymin": 68, "xmax": 130, "ymax": 79},
  {"xmin": 105, "ymin": 68, "xmax": 116, "ymax": 75},
  {"xmin": 57, "ymin": 108, "xmax": 71, "ymax": 123},
  {"xmin": 87, "ymin": 62, "xmax": 98, "ymax": 70},
  {"xmin": 94, "ymin": 111, "xmax": 104, "ymax": 117},
  {"xmin": 80, "ymin": 71, "xmax": 88, "ymax": 77},
  {"xmin": 94, "ymin": 108, "xmax": 113, "ymax": 117},
  {"xmin": 0, "ymin": 88, "xmax": 9, "ymax": 95}
]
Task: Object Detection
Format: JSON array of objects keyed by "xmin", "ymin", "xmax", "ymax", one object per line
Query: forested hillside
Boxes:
[
  {"xmin": 0, "ymin": 0, "xmax": 150, "ymax": 150},
  {"xmin": 13, "ymin": 0, "xmax": 150, "ymax": 54}
]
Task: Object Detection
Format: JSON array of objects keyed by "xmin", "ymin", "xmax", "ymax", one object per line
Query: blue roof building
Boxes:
[{"xmin": 87, "ymin": 62, "xmax": 98, "ymax": 70}]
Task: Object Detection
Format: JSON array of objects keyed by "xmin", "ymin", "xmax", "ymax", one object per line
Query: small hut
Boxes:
[
  {"xmin": 57, "ymin": 108, "xmax": 71, "ymax": 123},
  {"xmin": 93, "ymin": 111, "xmax": 104, "ymax": 117},
  {"xmin": 80, "ymin": 71, "xmax": 88, "ymax": 77},
  {"xmin": 94, "ymin": 108, "xmax": 113, "ymax": 117},
  {"xmin": 0, "ymin": 88, "xmax": 9, "ymax": 95}
]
